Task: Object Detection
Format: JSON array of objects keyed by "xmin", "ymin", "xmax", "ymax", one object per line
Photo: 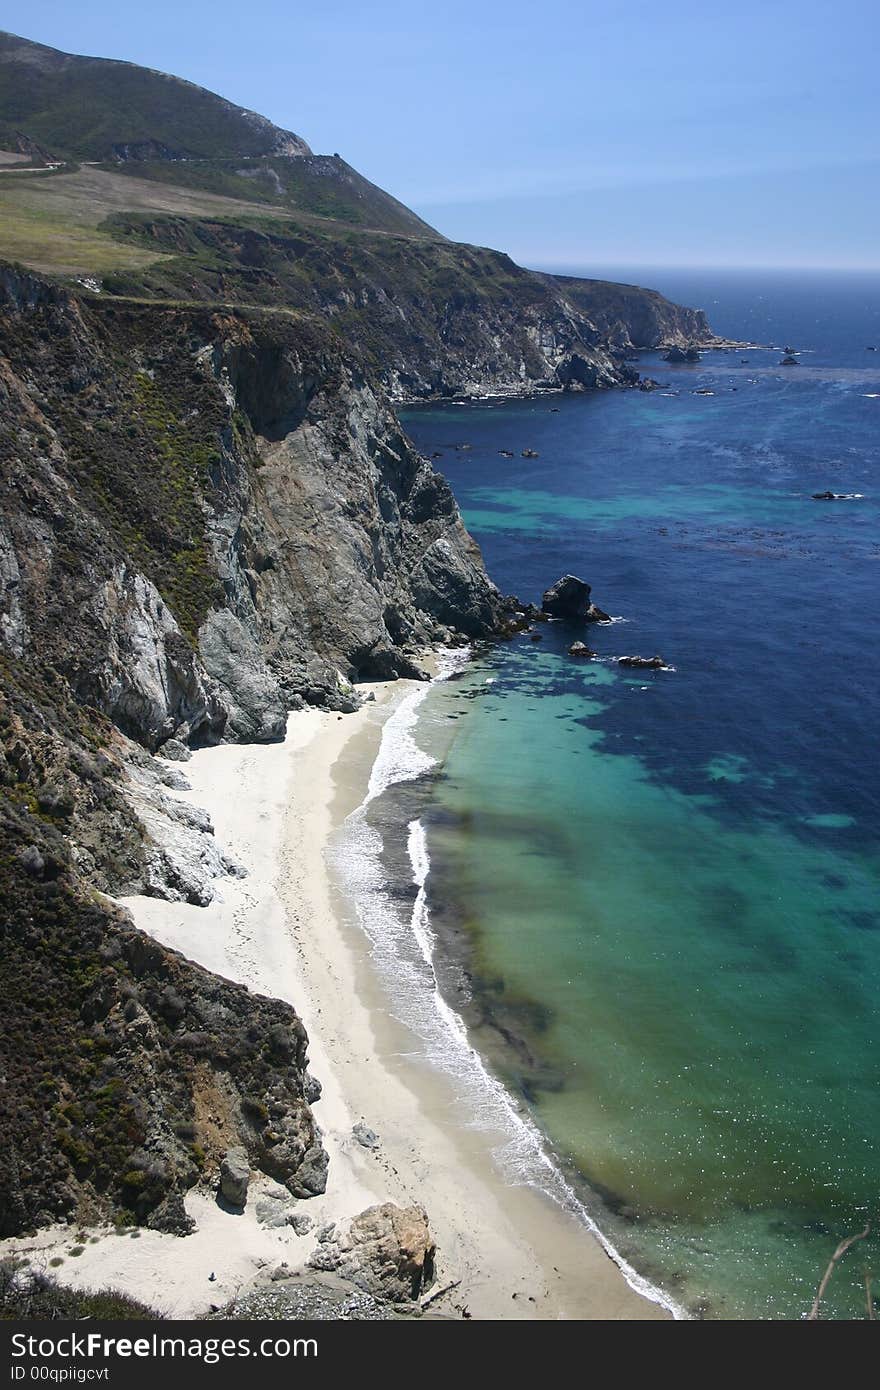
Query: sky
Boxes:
[{"xmin": 7, "ymin": 0, "xmax": 880, "ymax": 270}]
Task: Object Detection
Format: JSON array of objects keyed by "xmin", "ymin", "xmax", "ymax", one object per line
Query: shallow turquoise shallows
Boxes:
[{"xmin": 398, "ymin": 269, "xmax": 880, "ymax": 1319}]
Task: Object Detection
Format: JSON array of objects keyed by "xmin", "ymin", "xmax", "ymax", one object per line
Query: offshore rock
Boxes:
[
  {"xmin": 542, "ymin": 574, "xmax": 610, "ymax": 624},
  {"xmin": 618, "ymin": 655, "xmax": 666, "ymax": 669}
]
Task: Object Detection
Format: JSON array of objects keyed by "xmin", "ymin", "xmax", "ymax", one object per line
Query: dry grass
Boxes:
[
  {"xmin": 0, "ymin": 201, "xmax": 165, "ymax": 277},
  {"xmin": 0, "ymin": 165, "xmax": 292, "ymax": 279}
]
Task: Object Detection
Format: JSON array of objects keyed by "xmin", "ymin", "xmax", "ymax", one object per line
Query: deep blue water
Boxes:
[{"xmin": 399, "ymin": 269, "xmax": 880, "ymax": 1319}]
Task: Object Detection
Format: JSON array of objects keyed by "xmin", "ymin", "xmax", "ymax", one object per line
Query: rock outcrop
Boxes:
[
  {"xmin": 0, "ymin": 791, "xmax": 325, "ymax": 1236},
  {"xmin": 542, "ymin": 574, "xmax": 610, "ymax": 623},
  {"xmin": 550, "ymin": 275, "xmax": 718, "ymax": 353},
  {"xmin": 618, "ymin": 655, "xmax": 666, "ymax": 669},
  {"xmin": 308, "ymin": 1203, "xmax": 436, "ymax": 1305},
  {"xmin": 0, "ymin": 267, "xmax": 508, "ymax": 751}
]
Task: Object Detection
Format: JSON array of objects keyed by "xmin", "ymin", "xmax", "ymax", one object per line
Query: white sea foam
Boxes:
[{"xmin": 330, "ymin": 652, "xmax": 686, "ymax": 1319}]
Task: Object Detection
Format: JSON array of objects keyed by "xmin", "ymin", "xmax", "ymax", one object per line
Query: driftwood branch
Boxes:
[
  {"xmin": 807, "ymin": 1225, "xmax": 870, "ymax": 1320},
  {"xmin": 420, "ymin": 1278, "xmax": 462, "ymax": 1309}
]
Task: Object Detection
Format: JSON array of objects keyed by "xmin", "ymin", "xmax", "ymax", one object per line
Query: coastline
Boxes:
[{"xmin": 2, "ymin": 674, "xmax": 667, "ymax": 1319}]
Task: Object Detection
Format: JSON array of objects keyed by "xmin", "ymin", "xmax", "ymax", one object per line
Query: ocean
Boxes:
[{"xmin": 334, "ymin": 268, "xmax": 880, "ymax": 1319}]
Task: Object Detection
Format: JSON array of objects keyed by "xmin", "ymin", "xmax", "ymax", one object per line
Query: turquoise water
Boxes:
[{"xmin": 400, "ymin": 271, "xmax": 880, "ymax": 1318}]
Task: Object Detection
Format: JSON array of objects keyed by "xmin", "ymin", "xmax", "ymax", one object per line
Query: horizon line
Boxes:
[{"xmin": 528, "ymin": 259, "xmax": 880, "ymax": 275}]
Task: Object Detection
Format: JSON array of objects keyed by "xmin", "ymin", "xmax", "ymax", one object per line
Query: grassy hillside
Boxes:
[
  {"xmin": 107, "ymin": 153, "xmax": 441, "ymax": 237},
  {"xmin": 0, "ymin": 31, "xmax": 310, "ymax": 161},
  {"xmin": 0, "ymin": 33, "xmax": 437, "ymax": 240}
]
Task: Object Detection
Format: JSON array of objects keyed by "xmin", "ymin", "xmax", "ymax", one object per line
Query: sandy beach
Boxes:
[{"xmin": 5, "ymin": 679, "xmax": 668, "ymax": 1320}]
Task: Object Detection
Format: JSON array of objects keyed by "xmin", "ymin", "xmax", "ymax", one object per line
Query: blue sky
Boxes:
[{"xmin": 9, "ymin": 1, "xmax": 879, "ymax": 269}]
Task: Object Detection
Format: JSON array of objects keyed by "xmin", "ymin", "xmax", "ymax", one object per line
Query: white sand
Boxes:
[{"xmin": 5, "ymin": 683, "xmax": 668, "ymax": 1320}]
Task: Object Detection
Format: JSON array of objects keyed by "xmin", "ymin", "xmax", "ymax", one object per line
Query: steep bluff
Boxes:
[
  {"xmin": 100, "ymin": 215, "xmax": 716, "ymax": 400},
  {"xmin": 549, "ymin": 274, "xmax": 715, "ymax": 351},
  {"xmin": 0, "ymin": 263, "xmax": 515, "ymax": 1235},
  {"xmin": 0, "ymin": 264, "xmax": 508, "ymax": 743}
]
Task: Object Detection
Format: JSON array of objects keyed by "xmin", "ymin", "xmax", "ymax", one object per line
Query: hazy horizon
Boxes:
[{"xmin": 7, "ymin": 1, "xmax": 878, "ymax": 271}]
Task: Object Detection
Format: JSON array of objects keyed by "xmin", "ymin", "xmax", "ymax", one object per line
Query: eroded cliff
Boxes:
[{"xmin": 0, "ymin": 263, "xmax": 515, "ymax": 1235}]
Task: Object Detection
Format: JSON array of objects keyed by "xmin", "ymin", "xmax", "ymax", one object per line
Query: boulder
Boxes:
[
  {"xmin": 542, "ymin": 574, "xmax": 609, "ymax": 624},
  {"xmin": 353, "ymin": 1122, "xmax": 380, "ymax": 1150},
  {"xmin": 220, "ymin": 1146, "xmax": 250, "ymax": 1207},
  {"xmin": 255, "ymin": 1195, "xmax": 293, "ymax": 1229},
  {"xmin": 160, "ymin": 738, "xmax": 192, "ymax": 763},
  {"xmin": 568, "ymin": 641, "xmax": 596, "ymax": 658},
  {"xmin": 290, "ymin": 1141, "xmax": 329, "ymax": 1198},
  {"xmin": 309, "ymin": 1202, "xmax": 436, "ymax": 1304}
]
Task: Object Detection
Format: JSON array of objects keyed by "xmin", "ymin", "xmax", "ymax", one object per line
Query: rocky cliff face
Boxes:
[
  {"xmin": 0, "ymin": 262, "xmax": 518, "ymax": 1235},
  {"xmin": 100, "ymin": 218, "xmax": 646, "ymax": 400},
  {"xmin": 0, "ymin": 794, "xmax": 324, "ymax": 1237},
  {"xmin": 0, "ymin": 264, "xmax": 508, "ymax": 746},
  {"xmin": 550, "ymin": 274, "xmax": 717, "ymax": 352}
]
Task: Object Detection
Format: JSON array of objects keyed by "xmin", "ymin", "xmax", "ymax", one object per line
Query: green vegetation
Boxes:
[
  {"xmin": 0, "ymin": 31, "xmax": 308, "ymax": 162},
  {"xmin": 107, "ymin": 154, "xmax": 440, "ymax": 238},
  {"xmin": 0, "ymin": 1261, "xmax": 158, "ymax": 1320},
  {"xmin": 0, "ymin": 196, "xmax": 164, "ymax": 277},
  {"xmin": 97, "ymin": 209, "xmax": 560, "ymax": 384},
  {"xmin": 3, "ymin": 294, "xmax": 228, "ymax": 640}
]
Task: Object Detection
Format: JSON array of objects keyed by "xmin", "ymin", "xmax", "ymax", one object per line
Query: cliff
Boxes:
[
  {"xmin": 549, "ymin": 274, "xmax": 717, "ymax": 351},
  {"xmin": 99, "ymin": 216, "xmax": 649, "ymax": 400},
  {"xmin": 0, "ymin": 263, "xmax": 508, "ymax": 737},
  {"xmin": 0, "ymin": 263, "xmax": 517, "ymax": 1234}
]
